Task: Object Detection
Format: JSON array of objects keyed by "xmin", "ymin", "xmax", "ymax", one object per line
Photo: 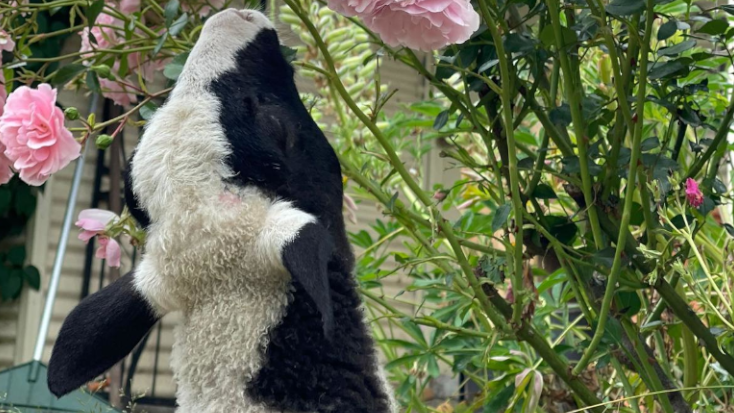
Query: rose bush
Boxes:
[{"xmin": 2, "ymin": 0, "xmax": 734, "ymax": 411}]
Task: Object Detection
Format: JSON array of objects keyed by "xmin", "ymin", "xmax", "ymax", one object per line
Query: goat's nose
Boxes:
[{"xmin": 238, "ymin": 9, "xmax": 255, "ymax": 22}]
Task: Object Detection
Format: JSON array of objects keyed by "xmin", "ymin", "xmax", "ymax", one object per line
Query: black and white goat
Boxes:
[{"xmin": 48, "ymin": 9, "xmax": 397, "ymax": 413}]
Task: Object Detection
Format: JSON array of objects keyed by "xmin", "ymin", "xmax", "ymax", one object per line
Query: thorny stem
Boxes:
[
  {"xmin": 573, "ymin": 0, "xmax": 655, "ymax": 375},
  {"xmin": 545, "ymin": 0, "xmax": 605, "ymax": 250},
  {"xmin": 477, "ymin": 0, "xmax": 526, "ymax": 325}
]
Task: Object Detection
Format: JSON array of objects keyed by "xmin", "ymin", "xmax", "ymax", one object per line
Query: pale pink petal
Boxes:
[
  {"xmin": 0, "ymin": 83, "xmax": 80, "ymax": 186},
  {"xmin": 77, "ymin": 208, "xmax": 118, "ymax": 229},
  {"xmin": 105, "ymin": 238, "xmax": 122, "ymax": 267},
  {"xmin": 78, "ymin": 230, "xmax": 98, "ymax": 242},
  {"xmin": 354, "ymin": 0, "xmax": 480, "ymax": 51},
  {"xmin": 119, "ymin": 0, "xmax": 140, "ymax": 13},
  {"xmin": 0, "ymin": 30, "xmax": 15, "ymax": 53}
]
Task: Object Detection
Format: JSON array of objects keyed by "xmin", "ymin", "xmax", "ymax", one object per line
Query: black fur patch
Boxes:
[
  {"xmin": 282, "ymin": 222, "xmax": 334, "ymax": 338},
  {"xmin": 209, "ymin": 29, "xmax": 353, "ymax": 270},
  {"xmin": 48, "ymin": 271, "xmax": 158, "ymax": 397},
  {"xmin": 246, "ymin": 269, "xmax": 392, "ymax": 413},
  {"xmin": 124, "ymin": 158, "xmax": 151, "ymax": 228},
  {"xmin": 211, "ymin": 29, "xmax": 391, "ymax": 411}
]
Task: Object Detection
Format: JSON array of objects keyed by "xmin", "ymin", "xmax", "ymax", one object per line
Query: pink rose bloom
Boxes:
[
  {"xmin": 0, "ymin": 71, "xmax": 13, "ymax": 185},
  {"xmin": 181, "ymin": 0, "xmax": 226, "ymax": 17},
  {"xmin": 76, "ymin": 209, "xmax": 121, "ymax": 267},
  {"xmin": 0, "ymin": 84, "xmax": 80, "ymax": 186},
  {"xmin": 327, "ymin": 0, "xmax": 385, "ymax": 16},
  {"xmin": 363, "ymin": 0, "xmax": 480, "ymax": 51},
  {"xmin": 96, "ymin": 236, "xmax": 122, "ymax": 268},
  {"xmin": 99, "ymin": 63, "xmax": 138, "ymax": 107},
  {"xmin": 128, "ymin": 53, "xmax": 169, "ymax": 82},
  {"xmin": 76, "ymin": 208, "xmax": 118, "ymax": 241},
  {"xmin": 119, "ymin": 0, "xmax": 140, "ymax": 13},
  {"xmin": 685, "ymin": 178, "xmax": 704, "ymax": 208},
  {"xmin": 0, "ymin": 30, "xmax": 15, "ymax": 53},
  {"xmin": 79, "ymin": 14, "xmax": 121, "ymax": 62},
  {"xmin": 99, "ymin": 77, "xmax": 138, "ymax": 107}
]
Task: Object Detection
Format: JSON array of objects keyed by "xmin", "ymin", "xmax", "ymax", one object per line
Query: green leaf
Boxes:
[
  {"xmin": 657, "ymin": 39, "xmax": 696, "ymax": 56},
  {"xmin": 164, "ymin": 0, "xmax": 180, "ymax": 27},
  {"xmin": 617, "ymin": 291, "xmax": 642, "ymax": 316},
  {"xmin": 52, "ymin": 64, "xmax": 86, "ymax": 85},
  {"xmin": 0, "ymin": 269, "xmax": 22, "ymax": 301},
  {"xmin": 658, "ymin": 20, "xmax": 678, "ymax": 41},
  {"xmin": 503, "ymin": 33, "xmax": 536, "ymax": 54},
  {"xmin": 13, "ymin": 185, "xmax": 36, "ymax": 216},
  {"xmin": 433, "ymin": 110, "xmax": 449, "ymax": 130},
  {"xmin": 484, "ymin": 384, "xmax": 515, "ymax": 413},
  {"xmin": 23, "ymin": 266, "xmax": 40, "ymax": 290},
  {"xmin": 698, "ymin": 19, "xmax": 728, "ymax": 36},
  {"xmin": 163, "ymin": 51, "xmax": 189, "ymax": 80},
  {"xmin": 400, "ymin": 318, "xmax": 427, "ymax": 346},
  {"xmin": 280, "ymin": 45, "xmax": 297, "ymax": 63},
  {"xmin": 139, "ymin": 102, "xmax": 158, "ymax": 120},
  {"xmin": 153, "ymin": 32, "xmax": 169, "ymax": 56},
  {"xmin": 0, "ymin": 188, "xmax": 11, "ymax": 215},
  {"xmin": 641, "ymin": 137, "xmax": 660, "ymax": 151},
  {"xmin": 532, "ymin": 183, "xmax": 557, "ymax": 199},
  {"xmin": 85, "ymin": 0, "xmax": 105, "ymax": 28},
  {"xmin": 491, "ymin": 203, "xmax": 512, "ymax": 232},
  {"xmin": 648, "ymin": 60, "xmax": 686, "ymax": 79},
  {"xmin": 606, "ymin": 0, "xmax": 645, "ymax": 15},
  {"xmin": 426, "ymin": 356, "xmax": 440, "ymax": 378},
  {"xmin": 85, "ymin": 71, "xmax": 101, "ymax": 93},
  {"xmin": 7, "ymin": 246, "xmax": 25, "ymax": 266},
  {"xmin": 169, "ymin": 12, "xmax": 188, "ymax": 36},
  {"xmin": 384, "ymin": 353, "xmax": 423, "ymax": 371},
  {"xmin": 477, "ymin": 59, "xmax": 499, "ymax": 73},
  {"xmin": 550, "ymin": 104, "xmax": 572, "ymax": 127},
  {"xmin": 539, "ymin": 25, "xmax": 577, "ymax": 48}
]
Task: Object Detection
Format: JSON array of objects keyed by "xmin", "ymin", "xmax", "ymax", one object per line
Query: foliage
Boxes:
[{"xmin": 3, "ymin": 0, "xmax": 734, "ymax": 411}]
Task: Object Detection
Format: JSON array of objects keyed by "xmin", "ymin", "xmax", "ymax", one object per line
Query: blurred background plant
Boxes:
[{"xmin": 2, "ymin": 0, "xmax": 734, "ymax": 412}]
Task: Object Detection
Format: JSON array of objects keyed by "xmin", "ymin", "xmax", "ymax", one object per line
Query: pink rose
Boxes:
[
  {"xmin": 79, "ymin": 14, "xmax": 121, "ymax": 62},
  {"xmin": 99, "ymin": 77, "xmax": 138, "ymax": 107},
  {"xmin": 181, "ymin": 0, "xmax": 226, "ymax": 17},
  {"xmin": 0, "ymin": 30, "xmax": 15, "ymax": 53},
  {"xmin": 128, "ymin": 53, "xmax": 169, "ymax": 82},
  {"xmin": 76, "ymin": 209, "xmax": 121, "ymax": 268},
  {"xmin": 119, "ymin": 0, "xmax": 140, "ymax": 13},
  {"xmin": 327, "ymin": 0, "xmax": 385, "ymax": 16},
  {"xmin": 76, "ymin": 208, "xmax": 118, "ymax": 241},
  {"xmin": 685, "ymin": 178, "xmax": 704, "ymax": 208},
  {"xmin": 0, "ymin": 84, "xmax": 80, "ymax": 186},
  {"xmin": 363, "ymin": 0, "xmax": 480, "ymax": 51},
  {"xmin": 96, "ymin": 236, "xmax": 122, "ymax": 268},
  {"xmin": 99, "ymin": 62, "xmax": 138, "ymax": 107},
  {"xmin": 0, "ymin": 71, "xmax": 12, "ymax": 185}
]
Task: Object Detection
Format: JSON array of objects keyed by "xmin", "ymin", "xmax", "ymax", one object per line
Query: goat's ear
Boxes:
[
  {"xmin": 48, "ymin": 271, "xmax": 160, "ymax": 397},
  {"xmin": 282, "ymin": 223, "xmax": 335, "ymax": 339}
]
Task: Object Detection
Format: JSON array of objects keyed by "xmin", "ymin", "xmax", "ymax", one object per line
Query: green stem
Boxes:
[
  {"xmin": 546, "ymin": 0, "xmax": 605, "ymax": 250},
  {"xmin": 620, "ymin": 320, "xmax": 676, "ymax": 413},
  {"xmin": 611, "ymin": 357, "xmax": 642, "ymax": 413},
  {"xmin": 677, "ymin": 283, "xmax": 698, "ymax": 401},
  {"xmin": 573, "ymin": 0, "xmax": 655, "ymax": 375},
  {"xmin": 477, "ymin": 0, "xmax": 526, "ymax": 325},
  {"xmin": 484, "ymin": 287, "xmax": 605, "ymax": 412}
]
